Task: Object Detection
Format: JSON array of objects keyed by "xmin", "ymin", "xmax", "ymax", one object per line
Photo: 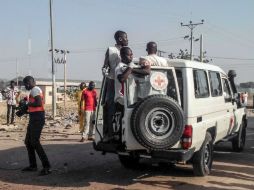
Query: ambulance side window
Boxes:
[
  {"xmin": 193, "ymin": 69, "xmax": 209, "ymax": 98},
  {"xmin": 222, "ymin": 78, "xmax": 232, "ymax": 102},
  {"xmin": 175, "ymin": 69, "xmax": 183, "ymax": 108},
  {"xmin": 166, "ymin": 70, "xmax": 177, "ymax": 101},
  {"xmin": 209, "ymin": 71, "xmax": 222, "ymax": 97}
]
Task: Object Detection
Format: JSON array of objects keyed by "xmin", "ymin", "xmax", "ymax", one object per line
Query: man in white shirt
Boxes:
[
  {"xmin": 115, "ymin": 47, "xmax": 151, "ymax": 105},
  {"xmin": 3, "ymin": 81, "xmax": 20, "ymax": 125},
  {"xmin": 102, "ymin": 30, "xmax": 128, "ymax": 140},
  {"xmin": 114, "ymin": 47, "xmax": 148, "ymax": 140},
  {"xmin": 141, "ymin": 41, "xmax": 168, "ymax": 67}
]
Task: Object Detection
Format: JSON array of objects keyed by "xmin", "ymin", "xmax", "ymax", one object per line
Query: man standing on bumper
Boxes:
[
  {"xmin": 102, "ymin": 30, "xmax": 128, "ymax": 141},
  {"xmin": 22, "ymin": 76, "xmax": 51, "ymax": 176}
]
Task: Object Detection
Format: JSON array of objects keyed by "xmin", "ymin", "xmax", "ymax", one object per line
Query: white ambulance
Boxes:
[{"xmin": 94, "ymin": 59, "xmax": 247, "ymax": 176}]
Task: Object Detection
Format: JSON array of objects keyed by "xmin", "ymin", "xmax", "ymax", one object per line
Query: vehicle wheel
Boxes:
[
  {"xmin": 192, "ymin": 132, "xmax": 213, "ymax": 176},
  {"xmin": 131, "ymin": 95, "xmax": 184, "ymax": 150},
  {"xmin": 118, "ymin": 154, "xmax": 140, "ymax": 169},
  {"xmin": 232, "ymin": 124, "xmax": 246, "ymax": 152}
]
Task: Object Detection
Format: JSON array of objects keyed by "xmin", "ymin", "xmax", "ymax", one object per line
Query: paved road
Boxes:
[{"xmin": 0, "ymin": 117, "xmax": 253, "ymax": 190}]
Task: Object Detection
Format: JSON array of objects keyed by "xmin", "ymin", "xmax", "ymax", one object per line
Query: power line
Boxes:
[
  {"xmin": 203, "ymin": 23, "xmax": 254, "ymax": 49},
  {"xmin": 206, "ymin": 56, "xmax": 254, "ymax": 61},
  {"xmin": 207, "ymin": 21, "xmax": 254, "ymax": 45}
]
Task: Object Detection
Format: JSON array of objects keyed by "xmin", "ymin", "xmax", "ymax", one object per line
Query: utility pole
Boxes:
[
  {"xmin": 181, "ymin": 20, "xmax": 204, "ymax": 60},
  {"xmin": 28, "ymin": 38, "xmax": 32, "ymax": 75},
  {"xmin": 200, "ymin": 34, "xmax": 203, "ymax": 62},
  {"xmin": 16, "ymin": 58, "xmax": 19, "ymax": 86},
  {"xmin": 157, "ymin": 50, "xmax": 166, "ymax": 57},
  {"xmin": 49, "ymin": 0, "xmax": 56, "ymax": 119},
  {"xmin": 64, "ymin": 52, "xmax": 67, "ymax": 113},
  {"xmin": 54, "ymin": 49, "xmax": 70, "ymax": 114}
]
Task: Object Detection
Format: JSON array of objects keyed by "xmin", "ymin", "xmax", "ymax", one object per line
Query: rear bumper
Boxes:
[
  {"xmin": 93, "ymin": 141, "xmax": 122, "ymax": 153},
  {"xmin": 94, "ymin": 141, "xmax": 195, "ymax": 162},
  {"xmin": 151, "ymin": 148, "xmax": 195, "ymax": 162}
]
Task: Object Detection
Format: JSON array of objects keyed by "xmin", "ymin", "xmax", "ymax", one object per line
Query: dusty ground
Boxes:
[{"xmin": 0, "ymin": 102, "xmax": 254, "ymax": 190}]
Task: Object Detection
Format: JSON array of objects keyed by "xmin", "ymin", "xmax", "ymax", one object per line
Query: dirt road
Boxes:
[{"xmin": 0, "ymin": 116, "xmax": 253, "ymax": 190}]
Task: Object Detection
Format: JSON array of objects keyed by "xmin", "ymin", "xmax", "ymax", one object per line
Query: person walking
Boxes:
[
  {"xmin": 75, "ymin": 82, "xmax": 86, "ymax": 134},
  {"xmin": 2, "ymin": 81, "xmax": 20, "ymax": 126},
  {"xmin": 80, "ymin": 81, "xmax": 97, "ymax": 141},
  {"xmin": 21, "ymin": 76, "xmax": 51, "ymax": 176},
  {"xmin": 102, "ymin": 30, "xmax": 128, "ymax": 141}
]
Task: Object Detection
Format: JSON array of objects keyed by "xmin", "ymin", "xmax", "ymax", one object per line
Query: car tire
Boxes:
[
  {"xmin": 131, "ymin": 95, "xmax": 184, "ymax": 150},
  {"xmin": 118, "ymin": 154, "xmax": 140, "ymax": 169},
  {"xmin": 192, "ymin": 132, "xmax": 213, "ymax": 176},
  {"xmin": 232, "ymin": 124, "xmax": 246, "ymax": 152}
]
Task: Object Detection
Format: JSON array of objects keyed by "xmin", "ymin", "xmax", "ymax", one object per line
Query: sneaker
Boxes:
[
  {"xmin": 88, "ymin": 137, "xmax": 94, "ymax": 141},
  {"xmin": 39, "ymin": 168, "xmax": 51, "ymax": 176},
  {"xmin": 88, "ymin": 136, "xmax": 95, "ymax": 141},
  {"xmin": 79, "ymin": 137, "xmax": 85, "ymax": 142},
  {"xmin": 21, "ymin": 166, "xmax": 37, "ymax": 172},
  {"xmin": 79, "ymin": 137, "xmax": 88, "ymax": 142}
]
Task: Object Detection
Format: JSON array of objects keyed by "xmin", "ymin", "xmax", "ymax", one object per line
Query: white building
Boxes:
[{"xmin": 10, "ymin": 77, "xmax": 101, "ymax": 105}]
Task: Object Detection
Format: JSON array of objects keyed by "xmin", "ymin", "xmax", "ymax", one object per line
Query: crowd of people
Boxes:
[
  {"xmin": 0, "ymin": 30, "xmax": 180, "ymax": 176},
  {"xmin": 1, "ymin": 30, "xmax": 251, "ymax": 177},
  {"xmin": 3, "ymin": 31, "xmax": 248, "ymax": 178}
]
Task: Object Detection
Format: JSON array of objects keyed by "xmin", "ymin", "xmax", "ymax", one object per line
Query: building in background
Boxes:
[{"xmin": 8, "ymin": 77, "xmax": 101, "ymax": 105}]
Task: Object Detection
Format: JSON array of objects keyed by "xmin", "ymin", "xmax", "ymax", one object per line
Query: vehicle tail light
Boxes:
[{"xmin": 181, "ymin": 125, "xmax": 193, "ymax": 149}]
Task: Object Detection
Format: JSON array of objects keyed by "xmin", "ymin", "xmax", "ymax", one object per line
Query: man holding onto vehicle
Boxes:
[
  {"xmin": 102, "ymin": 30, "xmax": 128, "ymax": 141},
  {"xmin": 114, "ymin": 47, "xmax": 150, "ymax": 137},
  {"xmin": 2, "ymin": 81, "xmax": 20, "ymax": 126},
  {"xmin": 140, "ymin": 41, "xmax": 168, "ymax": 67},
  {"xmin": 81, "ymin": 81, "xmax": 97, "ymax": 141},
  {"xmin": 75, "ymin": 82, "xmax": 86, "ymax": 136},
  {"xmin": 22, "ymin": 76, "xmax": 51, "ymax": 176}
]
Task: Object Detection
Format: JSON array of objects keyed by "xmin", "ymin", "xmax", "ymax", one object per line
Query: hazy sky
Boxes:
[{"xmin": 0, "ymin": 0, "xmax": 253, "ymax": 83}]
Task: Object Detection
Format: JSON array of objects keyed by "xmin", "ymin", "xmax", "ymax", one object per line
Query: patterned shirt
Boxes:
[{"xmin": 5, "ymin": 87, "xmax": 19, "ymax": 105}]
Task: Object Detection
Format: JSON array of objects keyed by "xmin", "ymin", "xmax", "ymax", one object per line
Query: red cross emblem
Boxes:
[
  {"xmin": 150, "ymin": 72, "xmax": 168, "ymax": 91},
  {"xmin": 155, "ymin": 76, "xmax": 165, "ymax": 87}
]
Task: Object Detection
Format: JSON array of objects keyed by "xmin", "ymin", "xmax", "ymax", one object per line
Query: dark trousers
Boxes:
[
  {"xmin": 115, "ymin": 102, "xmax": 124, "ymax": 117},
  {"xmin": 25, "ymin": 112, "xmax": 50, "ymax": 168},
  {"xmin": 113, "ymin": 102, "xmax": 124, "ymax": 140},
  {"xmin": 7, "ymin": 104, "xmax": 16, "ymax": 124},
  {"xmin": 103, "ymin": 78, "xmax": 116, "ymax": 137}
]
